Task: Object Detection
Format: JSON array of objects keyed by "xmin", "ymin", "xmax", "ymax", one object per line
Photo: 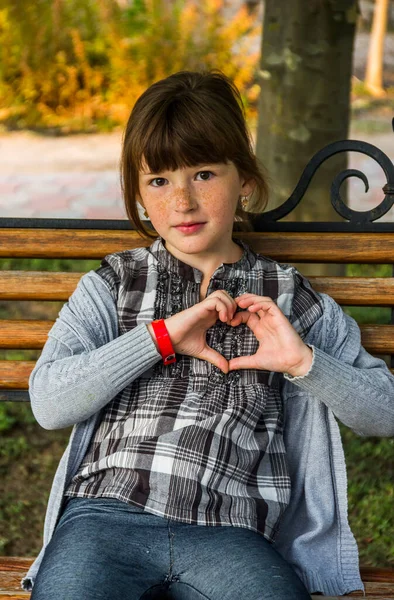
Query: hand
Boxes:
[
  {"xmin": 147, "ymin": 290, "xmax": 237, "ymax": 373},
  {"xmin": 228, "ymin": 294, "xmax": 313, "ymax": 376}
]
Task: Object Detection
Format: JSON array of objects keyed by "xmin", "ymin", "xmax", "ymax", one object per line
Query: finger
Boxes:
[
  {"xmin": 206, "ymin": 290, "xmax": 237, "ymax": 321},
  {"xmin": 202, "ymin": 296, "xmax": 228, "ymax": 322},
  {"xmin": 215, "ymin": 290, "xmax": 237, "ymax": 316},
  {"xmin": 247, "ymin": 301, "xmax": 278, "ymax": 314},
  {"xmin": 235, "ymin": 295, "xmax": 274, "ymax": 307},
  {"xmin": 229, "ymin": 312, "xmax": 244, "ymax": 327},
  {"xmin": 199, "ymin": 346, "xmax": 229, "ymax": 374},
  {"xmin": 210, "ymin": 297, "xmax": 237, "ymax": 323},
  {"xmin": 229, "ymin": 310, "xmax": 253, "ymax": 327},
  {"xmin": 230, "ymin": 311, "xmax": 260, "ymax": 331},
  {"xmin": 228, "ymin": 355, "xmax": 261, "ymax": 371}
]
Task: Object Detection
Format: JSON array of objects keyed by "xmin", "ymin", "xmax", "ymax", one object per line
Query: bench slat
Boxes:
[
  {"xmin": 2, "ymin": 360, "xmax": 394, "ymax": 394},
  {"xmin": 0, "ymin": 558, "xmax": 393, "ymax": 598},
  {"xmin": 0, "ymin": 362, "xmax": 35, "ymax": 389},
  {"xmin": 312, "ymin": 596, "xmax": 393, "ymax": 599},
  {"xmin": 360, "ymin": 325, "xmax": 394, "ymax": 354},
  {"xmin": 309, "ymin": 277, "xmax": 394, "ymax": 307},
  {"xmin": 2, "ymin": 321, "xmax": 393, "ymax": 353},
  {"xmin": 0, "ymin": 322, "xmax": 53, "ymax": 349},
  {"xmin": 244, "ymin": 232, "xmax": 394, "ymax": 264},
  {"xmin": 361, "ymin": 568, "xmax": 394, "ymax": 584},
  {"xmin": 0, "ymin": 272, "xmax": 82, "ymax": 301},
  {"xmin": 2, "ymin": 272, "xmax": 394, "ymax": 306},
  {"xmin": 2, "ymin": 230, "xmax": 394, "ymax": 263},
  {"xmin": 0, "ymin": 594, "xmax": 30, "ymax": 599}
]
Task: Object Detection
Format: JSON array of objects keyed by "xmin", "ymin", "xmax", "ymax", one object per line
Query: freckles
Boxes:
[
  {"xmin": 156, "ymin": 198, "xmax": 168, "ymax": 215},
  {"xmin": 200, "ymin": 189, "xmax": 214, "ymax": 208},
  {"xmin": 199, "ymin": 188, "xmax": 236, "ymax": 216},
  {"xmin": 146, "ymin": 195, "xmax": 168, "ymax": 219}
]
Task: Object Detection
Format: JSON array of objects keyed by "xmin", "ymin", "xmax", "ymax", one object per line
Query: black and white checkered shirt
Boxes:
[{"xmin": 65, "ymin": 237, "xmax": 323, "ymax": 541}]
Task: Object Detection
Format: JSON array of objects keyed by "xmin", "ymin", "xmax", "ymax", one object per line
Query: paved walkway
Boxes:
[
  {"xmin": 0, "ymin": 132, "xmax": 126, "ymax": 220},
  {"xmin": 0, "ymin": 126, "xmax": 393, "ymax": 221}
]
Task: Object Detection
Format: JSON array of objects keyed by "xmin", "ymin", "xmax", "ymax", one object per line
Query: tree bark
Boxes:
[
  {"xmin": 255, "ymin": 0, "xmax": 358, "ymax": 275},
  {"xmin": 365, "ymin": 0, "xmax": 389, "ymax": 96},
  {"xmin": 256, "ymin": 0, "xmax": 357, "ymax": 218}
]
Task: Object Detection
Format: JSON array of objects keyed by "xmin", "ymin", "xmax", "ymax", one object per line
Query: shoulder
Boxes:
[
  {"xmin": 252, "ymin": 252, "xmax": 324, "ymax": 334},
  {"xmin": 95, "ymin": 246, "xmax": 152, "ymax": 294},
  {"xmin": 99, "ymin": 246, "xmax": 151, "ymax": 273},
  {"xmin": 306, "ymin": 292, "xmax": 361, "ymax": 355}
]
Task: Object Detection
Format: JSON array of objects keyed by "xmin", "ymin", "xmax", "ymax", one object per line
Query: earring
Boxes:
[
  {"xmin": 241, "ymin": 195, "xmax": 248, "ymax": 210},
  {"xmin": 143, "ymin": 209, "xmax": 149, "ymax": 219}
]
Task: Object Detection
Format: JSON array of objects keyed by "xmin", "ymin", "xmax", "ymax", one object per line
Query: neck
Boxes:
[{"xmin": 163, "ymin": 239, "xmax": 243, "ymax": 280}]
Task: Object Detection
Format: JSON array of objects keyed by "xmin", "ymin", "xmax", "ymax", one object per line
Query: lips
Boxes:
[{"xmin": 174, "ymin": 222, "xmax": 206, "ymax": 233}]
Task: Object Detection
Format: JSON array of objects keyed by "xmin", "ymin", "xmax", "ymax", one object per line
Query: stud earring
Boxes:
[
  {"xmin": 240, "ymin": 195, "xmax": 248, "ymax": 210},
  {"xmin": 143, "ymin": 209, "xmax": 149, "ymax": 219}
]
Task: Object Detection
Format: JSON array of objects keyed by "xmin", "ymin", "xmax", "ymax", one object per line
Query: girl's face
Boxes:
[{"xmin": 137, "ymin": 160, "xmax": 255, "ymax": 270}]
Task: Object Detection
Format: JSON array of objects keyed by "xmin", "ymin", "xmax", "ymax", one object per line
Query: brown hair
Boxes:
[{"xmin": 120, "ymin": 69, "xmax": 269, "ymax": 239}]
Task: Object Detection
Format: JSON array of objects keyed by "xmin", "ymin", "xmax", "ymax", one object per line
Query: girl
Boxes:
[{"xmin": 24, "ymin": 70, "xmax": 394, "ymax": 600}]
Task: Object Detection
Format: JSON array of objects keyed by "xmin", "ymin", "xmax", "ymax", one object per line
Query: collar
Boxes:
[{"xmin": 148, "ymin": 236, "xmax": 257, "ymax": 282}]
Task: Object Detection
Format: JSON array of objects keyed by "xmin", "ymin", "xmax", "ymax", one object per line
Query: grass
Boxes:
[
  {"xmin": 340, "ymin": 425, "xmax": 394, "ymax": 566},
  {"xmin": 0, "ymin": 259, "xmax": 393, "ymax": 566}
]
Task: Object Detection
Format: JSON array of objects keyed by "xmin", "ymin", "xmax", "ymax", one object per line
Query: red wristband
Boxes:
[{"xmin": 151, "ymin": 319, "xmax": 176, "ymax": 366}]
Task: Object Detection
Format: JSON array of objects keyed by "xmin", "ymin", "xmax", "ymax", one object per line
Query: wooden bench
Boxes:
[{"xmin": 1, "ymin": 135, "xmax": 394, "ymax": 598}]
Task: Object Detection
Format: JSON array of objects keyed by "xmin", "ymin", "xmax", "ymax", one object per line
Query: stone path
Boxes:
[
  {"xmin": 0, "ymin": 131, "xmax": 126, "ymax": 220},
  {"xmin": 0, "ymin": 125, "xmax": 393, "ymax": 221}
]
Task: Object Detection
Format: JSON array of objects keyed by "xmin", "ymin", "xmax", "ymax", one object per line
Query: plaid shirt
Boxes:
[{"xmin": 65, "ymin": 237, "xmax": 323, "ymax": 541}]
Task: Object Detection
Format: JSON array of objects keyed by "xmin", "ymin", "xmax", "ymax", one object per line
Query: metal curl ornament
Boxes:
[{"xmin": 254, "ymin": 136, "xmax": 394, "ymax": 227}]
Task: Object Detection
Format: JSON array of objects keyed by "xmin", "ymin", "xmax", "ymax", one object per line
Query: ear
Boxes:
[{"xmin": 241, "ymin": 177, "xmax": 256, "ymax": 197}]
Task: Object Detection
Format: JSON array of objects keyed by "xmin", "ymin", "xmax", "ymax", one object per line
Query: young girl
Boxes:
[{"xmin": 24, "ymin": 70, "xmax": 394, "ymax": 600}]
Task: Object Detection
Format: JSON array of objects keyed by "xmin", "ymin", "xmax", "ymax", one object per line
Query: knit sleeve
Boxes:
[
  {"xmin": 29, "ymin": 270, "xmax": 160, "ymax": 431},
  {"xmin": 284, "ymin": 292, "xmax": 394, "ymax": 437},
  {"xmin": 288, "ymin": 268, "xmax": 324, "ymax": 339}
]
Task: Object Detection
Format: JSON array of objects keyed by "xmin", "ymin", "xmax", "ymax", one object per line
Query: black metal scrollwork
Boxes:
[{"xmin": 254, "ymin": 120, "xmax": 394, "ymax": 226}]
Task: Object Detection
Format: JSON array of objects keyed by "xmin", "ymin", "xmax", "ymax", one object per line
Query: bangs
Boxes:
[{"xmin": 135, "ymin": 100, "xmax": 234, "ymax": 174}]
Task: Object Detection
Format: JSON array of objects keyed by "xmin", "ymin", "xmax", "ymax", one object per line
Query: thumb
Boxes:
[{"xmin": 199, "ymin": 346, "xmax": 229, "ymax": 374}]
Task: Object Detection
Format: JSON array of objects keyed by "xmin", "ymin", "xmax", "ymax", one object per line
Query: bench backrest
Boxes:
[{"xmin": 1, "ymin": 135, "xmax": 394, "ymax": 401}]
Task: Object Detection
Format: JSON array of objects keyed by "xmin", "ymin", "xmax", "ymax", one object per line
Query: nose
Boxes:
[{"xmin": 173, "ymin": 186, "xmax": 197, "ymax": 212}]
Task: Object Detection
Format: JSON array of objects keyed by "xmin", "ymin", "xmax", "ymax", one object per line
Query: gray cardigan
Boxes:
[{"xmin": 22, "ymin": 270, "xmax": 394, "ymax": 596}]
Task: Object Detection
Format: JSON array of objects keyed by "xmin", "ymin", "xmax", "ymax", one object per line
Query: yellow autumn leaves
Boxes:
[{"xmin": 0, "ymin": 0, "xmax": 262, "ymax": 132}]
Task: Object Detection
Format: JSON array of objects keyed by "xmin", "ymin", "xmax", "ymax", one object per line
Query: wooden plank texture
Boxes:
[
  {"xmin": 308, "ymin": 277, "xmax": 394, "ymax": 306},
  {"xmin": 0, "ymin": 362, "xmax": 35, "ymax": 389},
  {"xmin": 242, "ymin": 232, "xmax": 394, "ymax": 264},
  {"xmin": 1, "ymin": 320, "xmax": 394, "ymax": 354},
  {"xmin": 0, "ymin": 359, "xmax": 393, "ymax": 392},
  {"xmin": 2, "ymin": 272, "xmax": 394, "ymax": 306},
  {"xmin": 0, "ymin": 272, "xmax": 82, "ymax": 301},
  {"xmin": 2, "ymin": 229, "xmax": 394, "ymax": 263},
  {"xmin": 0, "ymin": 228, "xmax": 143, "ymax": 259},
  {"xmin": 0, "ymin": 558, "xmax": 32, "ymax": 598},
  {"xmin": 0, "ymin": 558, "xmax": 393, "ymax": 598},
  {"xmin": 0, "ymin": 322, "xmax": 53, "ymax": 349}
]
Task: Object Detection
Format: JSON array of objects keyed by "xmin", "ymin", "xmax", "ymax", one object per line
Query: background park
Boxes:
[{"xmin": 0, "ymin": 0, "xmax": 393, "ymax": 569}]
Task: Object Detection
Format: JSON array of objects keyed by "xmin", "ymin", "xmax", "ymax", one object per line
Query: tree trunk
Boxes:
[
  {"xmin": 365, "ymin": 0, "xmax": 389, "ymax": 97},
  {"xmin": 256, "ymin": 0, "xmax": 357, "ymax": 275}
]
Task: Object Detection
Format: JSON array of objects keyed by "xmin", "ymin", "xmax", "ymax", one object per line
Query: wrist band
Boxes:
[{"xmin": 151, "ymin": 319, "xmax": 176, "ymax": 366}]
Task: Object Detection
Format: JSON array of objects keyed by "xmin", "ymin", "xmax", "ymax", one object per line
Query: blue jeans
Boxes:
[{"xmin": 30, "ymin": 497, "xmax": 312, "ymax": 600}]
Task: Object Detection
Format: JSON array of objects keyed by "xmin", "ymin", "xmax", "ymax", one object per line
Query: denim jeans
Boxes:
[{"xmin": 30, "ymin": 497, "xmax": 311, "ymax": 600}]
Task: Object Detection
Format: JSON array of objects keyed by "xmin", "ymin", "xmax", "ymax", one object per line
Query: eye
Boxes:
[
  {"xmin": 149, "ymin": 177, "xmax": 167, "ymax": 187},
  {"xmin": 196, "ymin": 171, "xmax": 214, "ymax": 181}
]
